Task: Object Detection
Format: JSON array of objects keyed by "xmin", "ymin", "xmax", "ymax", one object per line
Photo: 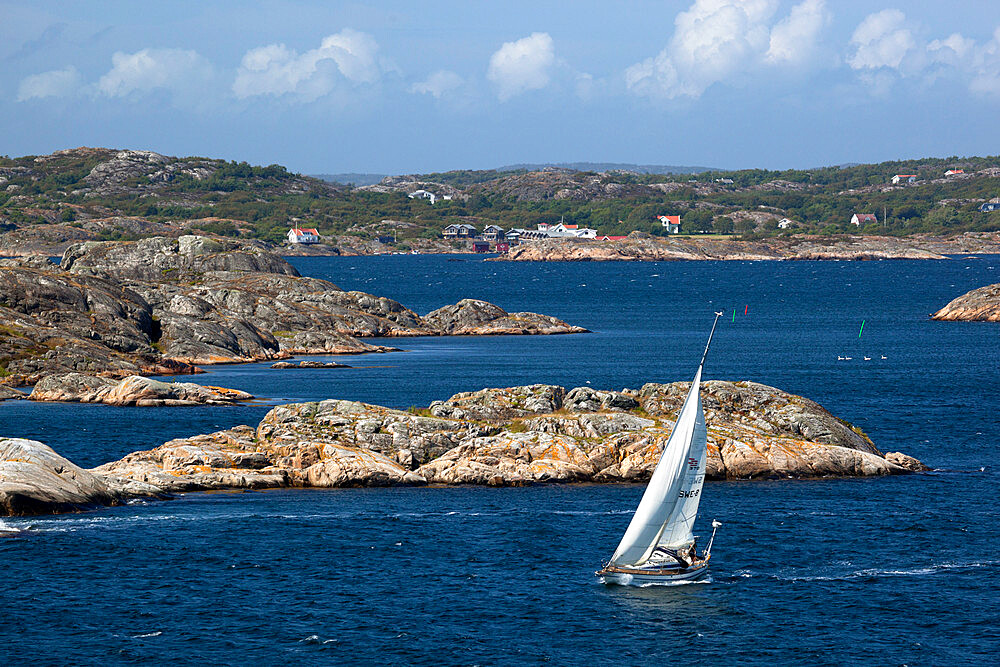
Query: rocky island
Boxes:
[
  {"xmin": 1, "ymin": 381, "xmax": 925, "ymax": 516},
  {"xmin": 931, "ymin": 283, "xmax": 1000, "ymax": 321},
  {"xmin": 0, "ymin": 235, "xmax": 586, "ymax": 388},
  {"xmin": 491, "ymin": 233, "xmax": 997, "ymax": 262}
]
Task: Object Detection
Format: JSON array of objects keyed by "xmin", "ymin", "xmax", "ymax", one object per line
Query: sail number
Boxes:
[{"xmin": 679, "ymin": 489, "xmax": 700, "ymax": 498}]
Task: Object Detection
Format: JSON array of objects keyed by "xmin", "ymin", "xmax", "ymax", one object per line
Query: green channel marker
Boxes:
[
  {"xmin": 732, "ymin": 309, "xmax": 735, "ymax": 323},
  {"xmin": 859, "ymin": 320, "xmax": 865, "ymax": 337}
]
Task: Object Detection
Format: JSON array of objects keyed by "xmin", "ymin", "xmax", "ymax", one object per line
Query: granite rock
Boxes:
[
  {"xmin": 29, "ymin": 373, "xmax": 253, "ymax": 406},
  {"xmin": 931, "ymin": 283, "xmax": 1000, "ymax": 322}
]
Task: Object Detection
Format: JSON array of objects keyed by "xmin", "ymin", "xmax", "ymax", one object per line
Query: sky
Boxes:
[{"xmin": 2, "ymin": 1, "xmax": 1000, "ymax": 174}]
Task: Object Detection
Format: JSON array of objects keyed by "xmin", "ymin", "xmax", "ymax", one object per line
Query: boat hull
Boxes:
[{"xmin": 596, "ymin": 561, "xmax": 709, "ymax": 586}]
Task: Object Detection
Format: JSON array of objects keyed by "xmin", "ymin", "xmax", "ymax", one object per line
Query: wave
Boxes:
[
  {"xmin": 736, "ymin": 560, "xmax": 1000, "ymax": 582},
  {"xmin": 0, "ymin": 518, "xmax": 22, "ymax": 534},
  {"xmin": 636, "ymin": 577, "xmax": 712, "ymax": 588}
]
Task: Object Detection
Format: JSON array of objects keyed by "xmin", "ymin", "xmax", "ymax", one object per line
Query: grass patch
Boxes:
[{"xmin": 407, "ymin": 406, "xmax": 433, "ymax": 418}]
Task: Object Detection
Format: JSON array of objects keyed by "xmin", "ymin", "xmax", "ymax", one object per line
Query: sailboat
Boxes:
[{"xmin": 596, "ymin": 312, "xmax": 724, "ymax": 586}]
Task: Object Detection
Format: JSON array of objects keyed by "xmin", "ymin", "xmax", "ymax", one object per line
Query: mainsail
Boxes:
[{"xmin": 608, "ymin": 316, "xmax": 718, "ymax": 567}]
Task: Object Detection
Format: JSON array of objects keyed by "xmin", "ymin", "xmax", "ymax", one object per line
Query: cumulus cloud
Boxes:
[
  {"xmin": 846, "ymin": 11, "xmax": 1000, "ymax": 98},
  {"xmin": 968, "ymin": 27, "xmax": 1000, "ymax": 97},
  {"xmin": 487, "ymin": 32, "xmax": 555, "ymax": 101},
  {"xmin": 927, "ymin": 33, "xmax": 976, "ymax": 67},
  {"xmin": 766, "ymin": 0, "xmax": 829, "ymax": 65},
  {"xmin": 233, "ymin": 28, "xmax": 381, "ymax": 100},
  {"xmin": 628, "ymin": 0, "xmax": 837, "ymax": 99},
  {"xmin": 16, "ymin": 66, "xmax": 81, "ymax": 101},
  {"xmin": 97, "ymin": 48, "xmax": 212, "ymax": 97},
  {"xmin": 410, "ymin": 70, "xmax": 464, "ymax": 98},
  {"xmin": 847, "ymin": 9, "xmax": 915, "ymax": 70}
]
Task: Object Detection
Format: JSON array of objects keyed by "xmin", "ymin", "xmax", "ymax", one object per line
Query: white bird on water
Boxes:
[
  {"xmin": 881, "ymin": 355, "xmax": 887, "ymax": 360},
  {"xmin": 844, "ymin": 356, "xmax": 852, "ymax": 361},
  {"xmin": 837, "ymin": 356, "xmax": 845, "ymax": 361},
  {"xmin": 864, "ymin": 356, "xmax": 871, "ymax": 361}
]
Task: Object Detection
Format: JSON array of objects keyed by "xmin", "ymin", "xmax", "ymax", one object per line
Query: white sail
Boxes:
[
  {"xmin": 609, "ymin": 365, "xmax": 706, "ymax": 567},
  {"xmin": 655, "ymin": 387, "xmax": 708, "ymax": 550}
]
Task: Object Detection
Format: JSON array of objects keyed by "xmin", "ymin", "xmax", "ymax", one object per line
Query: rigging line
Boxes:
[{"xmin": 699, "ymin": 311, "xmax": 724, "ymax": 369}]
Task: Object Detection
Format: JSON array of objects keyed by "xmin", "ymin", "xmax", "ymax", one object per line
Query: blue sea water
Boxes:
[{"xmin": 1, "ymin": 255, "xmax": 999, "ymax": 664}]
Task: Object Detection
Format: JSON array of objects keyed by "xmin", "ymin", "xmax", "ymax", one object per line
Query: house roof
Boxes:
[
  {"xmin": 853, "ymin": 213, "xmax": 877, "ymax": 220},
  {"xmin": 290, "ymin": 228, "xmax": 319, "ymax": 235},
  {"xmin": 657, "ymin": 215, "xmax": 681, "ymax": 224},
  {"xmin": 893, "ymin": 174, "xmax": 917, "ymax": 178}
]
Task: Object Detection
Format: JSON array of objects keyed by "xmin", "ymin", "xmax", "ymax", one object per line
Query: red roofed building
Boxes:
[
  {"xmin": 656, "ymin": 215, "xmax": 681, "ymax": 233},
  {"xmin": 945, "ymin": 169, "xmax": 965, "ymax": 176},
  {"xmin": 851, "ymin": 213, "xmax": 878, "ymax": 226},
  {"xmin": 891, "ymin": 174, "xmax": 917, "ymax": 184},
  {"xmin": 287, "ymin": 227, "xmax": 321, "ymax": 244},
  {"xmin": 597, "ymin": 235, "xmax": 628, "ymax": 241}
]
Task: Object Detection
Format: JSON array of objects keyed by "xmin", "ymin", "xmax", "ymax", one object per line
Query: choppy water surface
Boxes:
[{"xmin": 2, "ymin": 255, "xmax": 998, "ymax": 664}]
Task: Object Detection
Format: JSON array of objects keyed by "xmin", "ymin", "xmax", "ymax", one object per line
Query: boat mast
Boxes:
[{"xmin": 699, "ymin": 311, "xmax": 724, "ymax": 370}]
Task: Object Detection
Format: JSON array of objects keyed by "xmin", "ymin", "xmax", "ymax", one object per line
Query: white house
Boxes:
[
  {"xmin": 287, "ymin": 227, "xmax": 320, "ymax": 244},
  {"xmin": 777, "ymin": 218, "xmax": 795, "ymax": 229},
  {"xmin": 442, "ymin": 223, "xmax": 477, "ymax": 239},
  {"xmin": 408, "ymin": 189, "xmax": 437, "ymax": 204},
  {"xmin": 482, "ymin": 224, "xmax": 505, "ymax": 241},
  {"xmin": 945, "ymin": 169, "xmax": 965, "ymax": 176},
  {"xmin": 657, "ymin": 215, "xmax": 681, "ymax": 233},
  {"xmin": 891, "ymin": 174, "xmax": 917, "ymax": 184},
  {"xmin": 851, "ymin": 213, "xmax": 878, "ymax": 226}
]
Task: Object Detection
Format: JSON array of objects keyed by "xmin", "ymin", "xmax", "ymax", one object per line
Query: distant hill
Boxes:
[
  {"xmin": 2, "ymin": 148, "xmax": 998, "ymax": 249},
  {"xmin": 313, "ymin": 173, "xmax": 387, "ymax": 186},
  {"xmin": 498, "ymin": 162, "xmax": 717, "ymax": 175}
]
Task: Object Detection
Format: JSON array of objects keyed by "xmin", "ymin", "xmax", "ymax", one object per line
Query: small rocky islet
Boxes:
[{"xmin": 1, "ymin": 381, "xmax": 926, "ymax": 517}]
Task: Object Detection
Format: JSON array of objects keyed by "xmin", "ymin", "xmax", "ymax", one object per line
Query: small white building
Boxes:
[
  {"xmin": 891, "ymin": 174, "xmax": 917, "ymax": 184},
  {"xmin": 287, "ymin": 227, "xmax": 320, "ymax": 244},
  {"xmin": 657, "ymin": 215, "xmax": 681, "ymax": 233},
  {"xmin": 777, "ymin": 218, "xmax": 795, "ymax": 229},
  {"xmin": 945, "ymin": 169, "xmax": 965, "ymax": 176},
  {"xmin": 851, "ymin": 213, "xmax": 878, "ymax": 226},
  {"xmin": 408, "ymin": 189, "xmax": 437, "ymax": 204}
]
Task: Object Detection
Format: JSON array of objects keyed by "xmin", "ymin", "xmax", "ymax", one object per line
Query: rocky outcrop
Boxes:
[
  {"xmin": 0, "ymin": 262, "xmax": 198, "ymax": 385},
  {"xmin": 0, "ymin": 386, "xmax": 26, "ymax": 401},
  {"xmin": 270, "ymin": 360, "xmax": 350, "ymax": 369},
  {"xmin": 0, "ymin": 380, "xmax": 926, "ymax": 515},
  {"xmin": 92, "ymin": 381, "xmax": 922, "ymax": 496},
  {"xmin": 0, "ymin": 438, "xmax": 150, "ymax": 516},
  {"xmin": 62, "ymin": 234, "xmax": 298, "ymax": 281},
  {"xmin": 424, "ymin": 299, "xmax": 589, "ymax": 335},
  {"xmin": 1, "ymin": 236, "xmax": 585, "ymax": 384},
  {"xmin": 931, "ymin": 283, "xmax": 1000, "ymax": 321},
  {"xmin": 494, "ymin": 235, "xmax": 950, "ymax": 262},
  {"xmin": 28, "ymin": 373, "xmax": 254, "ymax": 406}
]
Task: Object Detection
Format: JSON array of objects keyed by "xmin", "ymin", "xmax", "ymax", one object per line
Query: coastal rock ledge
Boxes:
[
  {"xmin": 931, "ymin": 283, "xmax": 1000, "ymax": 322},
  {"xmin": 28, "ymin": 373, "xmax": 253, "ymax": 406},
  {"xmin": 0, "ymin": 381, "xmax": 926, "ymax": 516}
]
